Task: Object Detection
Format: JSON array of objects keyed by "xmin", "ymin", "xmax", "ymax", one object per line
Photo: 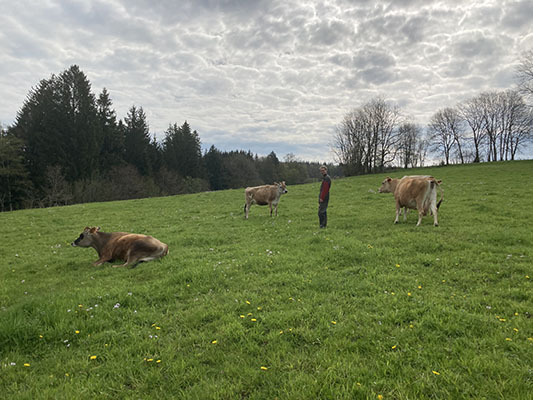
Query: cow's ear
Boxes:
[
  {"xmin": 84, "ymin": 226, "xmax": 91, "ymax": 232},
  {"xmin": 89, "ymin": 227, "xmax": 98, "ymax": 234},
  {"xmin": 96, "ymin": 226, "xmax": 101, "ymax": 231},
  {"xmin": 387, "ymin": 177, "xmax": 392, "ymax": 182},
  {"xmin": 436, "ymin": 180, "xmax": 442, "ymax": 184}
]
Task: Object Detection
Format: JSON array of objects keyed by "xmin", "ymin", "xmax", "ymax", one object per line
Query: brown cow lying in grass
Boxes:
[{"xmin": 71, "ymin": 227, "xmax": 168, "ymax": 267}]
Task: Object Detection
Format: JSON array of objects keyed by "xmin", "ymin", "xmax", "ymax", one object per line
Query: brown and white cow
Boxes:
[
  {"xmin": 379, "ymin": 176, "xmax": 443, "ymax": 226},
  {"xmin": 71, "ymin": 227, "xmax": 168, "ymax": 267},
  {"xmin": 244, "ymin": 182, "xmax": 288, "ymax": 219}
]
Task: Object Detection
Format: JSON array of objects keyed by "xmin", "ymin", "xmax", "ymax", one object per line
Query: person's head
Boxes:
[{"xmin": 319, "ymin": 165, "xmax": 328, "ymax": 176}]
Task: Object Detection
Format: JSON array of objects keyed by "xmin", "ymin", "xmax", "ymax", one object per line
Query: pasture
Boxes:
[{"xmin": 1, "ymin": 161, "xmax": 532, "ymax": 399}]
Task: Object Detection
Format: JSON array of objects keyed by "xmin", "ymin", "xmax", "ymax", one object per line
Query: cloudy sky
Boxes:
[{"xmin": 1, "ymin": 0, "xmax": 532, "ymax": 162}]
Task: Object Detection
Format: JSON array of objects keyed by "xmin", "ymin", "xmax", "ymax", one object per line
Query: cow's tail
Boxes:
[{"xmin": 434, "ymin": 179, "xmax": 443, "ymax": 209}]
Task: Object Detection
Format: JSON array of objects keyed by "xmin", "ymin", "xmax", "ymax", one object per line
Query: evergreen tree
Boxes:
[
  {"xmin": 97, "ymin": 88, "xmax": 123, "ymax": 170},
  {"xmin": 12, "ymin": 65, "xmax": 101, "ymax": 186},
  {"xmin": 123, "ymin": 105, "xmax": 152, "ymax": 175},
  {"xmin": 161, "ymin": 121, "xmax": 202, "ymax": 178},
  {"xmin": 204, "ymin": 145, "xmax": 228, "ymax": 190},
  {"xmin": 259, "ymin": 151, "xmax": 281, "ymax": 183},
  {"xmin": 0, "ymin": 128, "xmax": 32, "ymax": 211}
]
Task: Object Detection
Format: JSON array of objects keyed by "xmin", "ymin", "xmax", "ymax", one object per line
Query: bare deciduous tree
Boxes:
[
  {"xmin": 459, "ymin": 96, "xmax": 487, "ymax": 163},
  {"xmin": 516, "ymin": 49, "xmax": 533, "ymax": 100},
  {"xmin": 428, "ymin": 107, "xmax": 464, "ymax": 165},
  {"xmin": 397, "ymin": 122, "xmax": 426, "ymax": 168},
  {"xmin": 333, "ymin": 97, "xmax": 401, "ymax": 175}
]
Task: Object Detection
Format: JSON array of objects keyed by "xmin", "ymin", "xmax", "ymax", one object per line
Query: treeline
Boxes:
[
  {"xmin": 334, "ymin": 92, "xmax": 533, "ymax": 176},
  {"xmin": 0, "ymin": 65, "xmax": 340, "ymax": 212},
  {"xmin": 333, "ymin": 51, "xmax": 533, "ymax": 176}
]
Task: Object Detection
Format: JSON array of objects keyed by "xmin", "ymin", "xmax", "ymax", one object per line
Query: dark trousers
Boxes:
[{"xmin": 318, "ymin": 199, "xmax": 328, "ymax": 228}]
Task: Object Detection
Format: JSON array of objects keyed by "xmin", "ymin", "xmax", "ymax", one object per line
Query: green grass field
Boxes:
[{"xmin": 1, "ymin": 161, "xmax": 532, "ymax": 399}]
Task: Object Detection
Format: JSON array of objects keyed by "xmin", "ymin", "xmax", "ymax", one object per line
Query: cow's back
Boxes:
[
  {"xmin": 395, "ymin": 178, "xmax": 431, "ymax": 209},
  {"xmin": 107, "ymin": 233, "xmax": 150, "ymax": 259},
  {"xmin": 246, "ymin": 185, "xmax": 276, "ymax": 203}
]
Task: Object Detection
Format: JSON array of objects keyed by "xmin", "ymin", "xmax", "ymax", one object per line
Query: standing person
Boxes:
[{"xmin": 318, "ymin": 165, "xmax": 331, "ymax": 228}]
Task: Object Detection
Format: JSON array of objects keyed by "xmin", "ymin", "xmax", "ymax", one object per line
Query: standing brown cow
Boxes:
[
  {"xmin": 71, "ymin": 227, "xmax": 168, "ymax": 267},
  {"xmin": 379, "ymin": 176, "xmax": 443, "ymax": 226},
  {"xmin": 244, "ymin": 182, "xmax": 288, "ymax": 219}
]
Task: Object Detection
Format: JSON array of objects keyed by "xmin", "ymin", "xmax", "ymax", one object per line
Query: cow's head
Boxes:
[
  {"xmin": 276, "ymin": 181, "xmax": 288, "ymax": 194},
  {"xmin": 378, "ymin": 177, "xmax": 393, "ymax": 193},
  {"xmin": 71, "ymin": 226, "xmax": 100, "ymax": 247}
]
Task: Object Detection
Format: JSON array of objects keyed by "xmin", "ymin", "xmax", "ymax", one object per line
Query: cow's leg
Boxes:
[
  {"xmin": 416, "ymin": 208, "xmax": 424, "ymax": 226},
  {"xmin": 244, "ymin": 201, "xmax": 250, "ymax": 219},
  {"xmin": 403, "ymin": 207, "xmax": 408, "ymax": 221},
  {"xmin": 394, "ymin": 201, "xmax": 401, "ymax": 224},
  {"xmin": 274, "ymin": 203, "xmax": 278, "ymax": 216},
  {"xmin": 93, "ymin": 255, "xmax": 110, "ymax": 266},
  {"xmin": 431, "ymin": 204, "xmax": 439, "ymax": 226},
  {"xmin": 113, "ymin": 253, "xmax": 139, "ymax": 268},
  {"xmin": 269, "ymin": 203, "xmax": 273, "ymax": 216}
]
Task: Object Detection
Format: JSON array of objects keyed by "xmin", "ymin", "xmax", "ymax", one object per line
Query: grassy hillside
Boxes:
[{"xmin": 1, "ymin": 161, "xmax": 532, "ymax": 399}]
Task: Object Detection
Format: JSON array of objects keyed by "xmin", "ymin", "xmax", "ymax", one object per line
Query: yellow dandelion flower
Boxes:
[
  {"xmin": 409, "ymin": 324, "xmax": 414, "ymax": 329},
  {"xmin": 260, "ymin": 366, "xmax": 268, "ymax": 371},
  {"xmin": 240, "ymin": 315, "xmax": 245, "ymax": 318},
  {"xmin": 505, "ymin": 338, "xmax": 512, "ymax": 341},
  {"xmin": 151, "ymin": 323, "xmax": 156, "ymax": 327},
  {"xmin": 528, "ymin": 338, "xmax": 533, "ymax": 341},
  {"xmin": 279, "ymin": 330, "xmax": 284, "ymax": 334},
  {"xmin": 331, "ymin": 321, "xmax": 337, "ymax": 325},
  {"xmin": 155, "ymin": 326, "xmax": 161, "ymax": 330},
  {"xmin": 513, "ymin": 328, "xmax": 519, "ymax": 333},
  {"xmin": 156, "ymin": 360, "xmax": 162, "ymax": 363},
  {"xmin": 247, "ymin": 312, "xmax": 252, "ymax": 316},
  {"xmin": 75, "ymin": 330, "xmax": 80, "ymax": 334},
  {"xmin": 378, "ymin": 395, "xmax": 383, "ymax": 400},
  {"xmin": 78, "ymin": 304, "xmax": 83, "ymax": 308},
  {"xmin": 418, "ymin": 285, "xmax": 422, "ymax": 289},
  {"xmin": 392, "ymin": 345, "xmax": 397, "ymax": 350},
  {"xmin": 251, "ymin": 318, "xmax": 257, "ymax": 322},
  {"xmin": 514, "ymin": 312, "xmax": 519, "ymax": 316},
  {"xmin": 526, "ymin": 275, "xmax": 530, "ymax": 279},
  {"xmin": 356, "ymin": 382, "xmax": 361, "ymax": 386},
  {"xmin": 257, "ymin": 307, "xmax": 262, "ymax": 311},
  {"xmin": 147, "ymin": 358, "xmax": 153, "ymax": 362},
  {"xmin": 407, "ymin": 292, "xmax": 412, "ymax": 296},
  {"xmin": 90, "ymin": 355, "xmax": 97, "ymax": 360},
  {"xmin": 24, "ymin": 363, "xmax": 30, "ymax": 367},
  {"xmin": 212, "ymin": 340, "xmax": 217, "ymax": 344},
  {"xmin": 499, "ymin": 319, "xmax": 506, "ymax": 322},
  {"xmin": 395, "ymin": 264, "xmax": 400, "ymax": 268},
  {"xmin": 65, "ymin": 373, "xmax": 70, "ymax": 377},
  {"xmin": 432, "ymin": 370, "xmax": 440, "ymax": 375},
  {"xmin": 246, "ymin": 300, "xmax": 251, "ymax": 305},
  {"xmin": 39, "ymin": 335, "xmax": 43, "ymax": 338}
]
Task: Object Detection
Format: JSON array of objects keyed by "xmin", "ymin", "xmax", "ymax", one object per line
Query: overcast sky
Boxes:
[{"xmin": 1, "ymin": 0, "xmax": 532, "ymax": 162}]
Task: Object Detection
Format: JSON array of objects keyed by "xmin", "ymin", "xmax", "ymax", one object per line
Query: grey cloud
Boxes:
[
  {"xmin": 1, "ymin": 0, "xmax": 532, "ymax": 161},
  {"xmin": 501, "ymin": 0, "xmax": 533, "ymax": 31},
  {"xmin": 452, "ymin": 31, "xmax": 502, "ymax": 59}
]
